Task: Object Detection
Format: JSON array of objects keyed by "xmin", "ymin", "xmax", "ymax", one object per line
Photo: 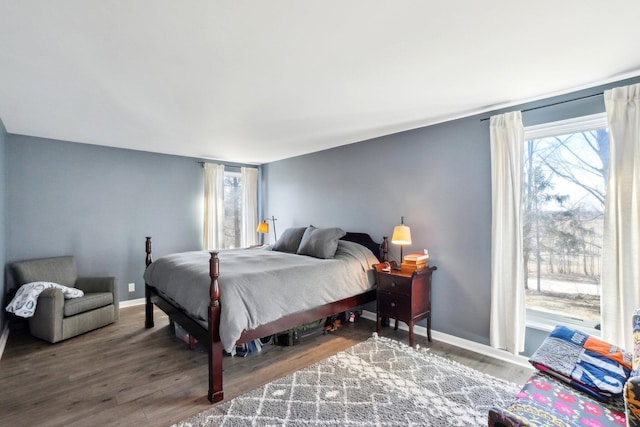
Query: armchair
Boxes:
[
  {"xmin": 10, "ymin": 256, "xmax": 118, "ymax": 343},
  {"xmin": 489, "ymin": 315, "xmax": 640, "ymax": 427}
]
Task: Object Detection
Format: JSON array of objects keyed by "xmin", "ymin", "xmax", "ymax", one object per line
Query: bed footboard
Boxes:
[
  {"xmin": 207, "ymin": 250, "xmax": 223, "ymax": 403},
  {"xmin": 144, "ymin": 237, "xmax": 224, "ymax": 402},
  {"xmin": 144, "ymin": 233, "xmax": 381, "ymax": 404}
]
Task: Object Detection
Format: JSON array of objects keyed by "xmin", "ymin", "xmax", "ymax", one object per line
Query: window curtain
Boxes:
[
  {"xmin": 241, "ymin": 167, "xmax": 258, "ymax": 247},
  {"xmin": 601, "ymin": 83, "xmax": 640, "ymax": 350},
  {"xmin": 203, "ymin": 163, "xmax": 225, "ymax": 250},
  {"xmin": 489, "ymin": 111, "xmax": 526, "ymax": 355}
]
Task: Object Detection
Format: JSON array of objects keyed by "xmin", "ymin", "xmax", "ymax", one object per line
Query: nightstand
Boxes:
[{"xmin": 374, "ymin": 263, "xmax": 437, "ymax": 347}]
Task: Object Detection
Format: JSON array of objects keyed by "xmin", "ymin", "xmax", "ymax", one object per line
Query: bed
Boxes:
[{"xmin": 143, "ymin": 229, "xmax": 387, "ymax": 403}]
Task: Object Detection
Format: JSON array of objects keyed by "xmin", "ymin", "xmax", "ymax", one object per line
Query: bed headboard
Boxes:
[{"xmin": 341, "ymin": 232, "xmax": 386, "ymax": 262}]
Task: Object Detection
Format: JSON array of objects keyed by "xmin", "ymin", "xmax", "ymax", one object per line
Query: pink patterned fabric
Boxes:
[{"xmin": 490, "ymin": 372, "xmax": 626, "ymax": 427}]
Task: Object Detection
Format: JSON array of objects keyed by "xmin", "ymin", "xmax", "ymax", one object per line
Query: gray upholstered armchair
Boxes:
[{"xmin": 10, "ymin": 256, "xmax": 118, "ymax": 343}]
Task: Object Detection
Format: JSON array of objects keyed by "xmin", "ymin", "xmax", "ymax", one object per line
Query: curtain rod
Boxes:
[
  {"xmin": 479, "ymin": 92, "xmax": 604, "ymax": 122},
  {"xmin": 196, "ymin": 161, "xmax": 257, "ymax": 169}
]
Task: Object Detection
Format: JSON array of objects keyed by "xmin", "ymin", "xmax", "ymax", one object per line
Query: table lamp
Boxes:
[{"xmin": 391, "ymin": 216, "xmax": 412, "ymax": 267}]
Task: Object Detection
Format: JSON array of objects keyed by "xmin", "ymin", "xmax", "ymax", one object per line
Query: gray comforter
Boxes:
[{"xmin": 143, "ymin": 240, "xmax": 379, "ymax": 352}]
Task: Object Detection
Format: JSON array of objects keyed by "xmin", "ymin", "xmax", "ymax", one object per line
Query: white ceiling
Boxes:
[{"xmin": 1, "ymin": 1, "xmax": 640, "ymax": 165}]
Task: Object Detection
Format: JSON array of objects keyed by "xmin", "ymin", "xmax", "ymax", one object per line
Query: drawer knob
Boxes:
[
  {"xmin": 391, "ymin": 282, "xmax": 396, "ymax": 287},
  {"xmin": 390, "ymin": 302, "xmax": 396, "ymax": 308}
]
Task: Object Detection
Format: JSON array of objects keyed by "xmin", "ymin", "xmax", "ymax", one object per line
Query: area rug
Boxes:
[{"xmin": 173, "ymin": 334, "xmax": 520, "ymax": 426}]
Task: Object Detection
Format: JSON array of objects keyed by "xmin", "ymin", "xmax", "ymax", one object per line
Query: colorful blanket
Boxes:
[
  {"xmin": 5, "ymin": 281, "xmax": 84, "ymax": 318},
  {"xmin": 530, "ymin": 326, "xmax": 632, "ymax": 401}
]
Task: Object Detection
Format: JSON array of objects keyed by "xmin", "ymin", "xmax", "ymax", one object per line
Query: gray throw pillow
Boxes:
[
  {"xmin": 297, "ymin": 226, "xmax": 347, "ymax": 259},
  {"xmin": 272, "ymin": 227, "xmax": 308, "ymax": 253}
]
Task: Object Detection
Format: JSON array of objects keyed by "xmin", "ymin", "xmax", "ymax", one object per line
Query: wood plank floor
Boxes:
[{"xmin": 0, "ymin": 306, "xmax": 532, "ymax": 426}]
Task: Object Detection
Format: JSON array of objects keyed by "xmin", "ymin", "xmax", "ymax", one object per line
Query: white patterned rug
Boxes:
[{"xmin": 173, "ymin": 334, "xmax": 520, "ymax": 426}]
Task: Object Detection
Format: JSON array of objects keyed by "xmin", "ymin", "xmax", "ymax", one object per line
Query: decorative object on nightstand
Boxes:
[
  {"xmin": 257, "ymin": 215, "xmax": 278, "ymax": 243},
  {"xmin": 401, "ymin": 252, "xmax": 429, "ymax": 271},
  {"xmin": 374, "ymin": 262, "xmax": 437, "ymax": 347},
  {"xmin": 380, "ymin": 236, "xmax": 389, "ymax": 262},
  {"xmin": 391, "ymin": 216, "xmax": 411, "ymax": 269}
]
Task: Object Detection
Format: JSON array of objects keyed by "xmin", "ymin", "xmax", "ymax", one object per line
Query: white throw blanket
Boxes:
[{"xmin": 5, "ymin": 282, "xmax": 84, "ymax": 318}]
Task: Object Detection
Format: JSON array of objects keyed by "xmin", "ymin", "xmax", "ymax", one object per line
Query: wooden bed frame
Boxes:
[{"xmin": 144, "ymin": 232, "xmax": 387, "ymax": 403}]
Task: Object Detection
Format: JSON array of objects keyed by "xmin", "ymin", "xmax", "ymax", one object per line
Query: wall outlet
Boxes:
[{"xmin": 128, "ymin": 282, "xmax": 135, "ymax": 293}]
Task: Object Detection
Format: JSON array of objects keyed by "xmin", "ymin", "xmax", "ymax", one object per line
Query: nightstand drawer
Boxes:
[
  {"xmin": 377, "ymin": 274, "xmax": 412, "ymax": 294},
  {"xmin": 378, "ymin": 291, "xmax": 411, "ymax": 318}
]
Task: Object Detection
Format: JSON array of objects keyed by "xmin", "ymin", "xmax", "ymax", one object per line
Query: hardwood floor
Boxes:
[{"xmin": 0, "ymin": 306, "xmax": 532, "ymax": 427}]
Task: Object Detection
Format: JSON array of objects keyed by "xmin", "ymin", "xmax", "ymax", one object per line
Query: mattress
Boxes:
[{"xmin": 143, "ymin": 239, "xmax": 378, "ymax": 352}]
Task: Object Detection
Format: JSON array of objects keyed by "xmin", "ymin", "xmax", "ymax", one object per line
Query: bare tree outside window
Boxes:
[
  {"xmin": 523, "ymin": 124, "xmax": 608, "ymax": 325},
  {"xmin": 223, "ymin": 172, "xmax": 242, "ymax": 249}
]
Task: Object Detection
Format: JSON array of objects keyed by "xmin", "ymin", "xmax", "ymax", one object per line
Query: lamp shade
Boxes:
[
  {"xmin": 391, "ymin": 224, "xmax": 412, "ymax": 245},
  {"xmin": 257, "ymin": 222, "xmax": 269, "ymax": 234}
]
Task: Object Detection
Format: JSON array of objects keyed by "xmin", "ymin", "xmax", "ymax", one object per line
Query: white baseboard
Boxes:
[
  {"xmin": 120, "ymin": 298, "xmax": 145, "ymax": 308},
  {"xmin": 1, "ymin": 299, "xmax": 530, "ymax": 371},
  {"xmin": 117, "ymin": 300, "xmax": 529, "ymax": 368},
  {"xmin": 360, "ymin": 310, "xmax": 530, "ymax": 369},
  {"xmin": 0, "ymin": 299, "xmax": 145, "ymax": 361}
]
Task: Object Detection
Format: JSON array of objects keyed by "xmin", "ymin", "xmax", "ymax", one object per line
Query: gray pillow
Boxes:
[
  {"xmin": 272, "ymin": 227, "xmax": 308, "ymax": 253},
  {"xmin": 297, "ymin": 226, "xmax": 347, "ymax": 259}
]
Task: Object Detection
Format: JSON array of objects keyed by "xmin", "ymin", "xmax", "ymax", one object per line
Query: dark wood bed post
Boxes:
[
  {"xmin": 145, "ymin": 237, "xmax": 154, "ymax": 329},
  {"xmin": 381, "ymin": 236, "xmax": 389, "ymax": 262},
  {"xmin": 208, "ymin": 251, "xmax": 224, "ymax": 403},
  {"xmin": 143, "ymin": 232, "xmax": 381, "ymax": 404}
]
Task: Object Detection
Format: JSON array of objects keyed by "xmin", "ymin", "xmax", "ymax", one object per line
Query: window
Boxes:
[
  {"xmin": 522, "ymin": 113, "xmax": 608, "ymax": 332},
  {"xmin": 223, "ymin": 171, "xmax": 242, "ymax": 249},
  {"xmin": 203, "ymin": 164, "xmax": 258, "ymax": 250}
]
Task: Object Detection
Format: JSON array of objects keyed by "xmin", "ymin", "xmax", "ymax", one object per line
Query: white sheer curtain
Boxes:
[
  {"xmin": 601, "ymin": 83, "xmax": 640, "ymax": 350},
  {"xmin": 489, "ymin": 111, "xmax": 526, "ymax": 355},
  {"xmin": 241, "ymin": 167, "xmax": 258, "ymax": 247},
  {"xmin": 203, "ymin": 163, "xmax": 225, "ymax": 250}
]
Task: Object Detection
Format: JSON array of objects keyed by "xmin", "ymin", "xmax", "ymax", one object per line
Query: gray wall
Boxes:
[
  {"xmin": 263, "ymin": 112, "xmax": 494, "ymax": 345},
  {"xmin": 4, "ymin": 76, "xmax": 640, "ymax": 353},
  {"xmin": 6, "ymin": 136, "xmax": 204, "ymax": 300},
  {"xmin": 262, "ymin": 76, "xmax": 640, "ymax": 354},
  {"xmin": 0, "ymin": 118, "xmax": 7, "ymax": 332}
]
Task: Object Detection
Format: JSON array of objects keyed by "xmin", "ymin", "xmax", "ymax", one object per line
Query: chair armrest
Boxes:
[
  {"xmin": 625, "ymin": 377, "xmax": 640, "ymax": 427},
  {"xmin": 35, "ymin": 287, "xmax": 65, "ymax": 310},
  {"xmin": 488, "ymin": 406, "xmax": 533, "ymax": 427},
  {"xmin": 28, "ymin": 288, "xmax": 64, "ymax": 343}
]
